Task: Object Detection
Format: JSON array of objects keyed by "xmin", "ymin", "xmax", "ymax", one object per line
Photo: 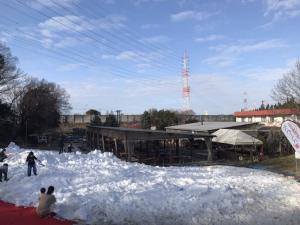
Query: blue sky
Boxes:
[{"xmin": 0, "ymin": 0, "xmax": 300, "ymax": 115}]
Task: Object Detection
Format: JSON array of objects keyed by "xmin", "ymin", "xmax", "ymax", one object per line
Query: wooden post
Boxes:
[
  {"xmin": 114, "ymin": 138, "xmax": 118, "ymax": 156},
  {"xmin": 128, "ymin": 142, "xmax": 134, "ymax": 162},
  {"xmin": 175, "ymin": 139, "xmax": 180, "ymax": 164},
  {"xmin": 250, "ymin": 149, "xmax": 254, "ymax": 162},
  {"xmin": 175, "ymin": 139, "xmax": 179, "ymax": 156},
  {"xmin": 96, "ymin": 130, "xmax": 100, "ymax": 150},
  {"xmin": 124, "ymin": 133, "xmax": 128, "ymax": 161},
  {"xmin": 92, "ymin": 130, "xmax": 96, "ymax": 149},
  {"xmin": 101, "ymin": 134, "xmax": 105, "ymax": 152},
  {"xmin": 146, "ymin": 141, "xmax": 149, "ymax": 155},
  {"xmin": 205, "ymin": 137, "xmax": 213, "ymax": 162}
]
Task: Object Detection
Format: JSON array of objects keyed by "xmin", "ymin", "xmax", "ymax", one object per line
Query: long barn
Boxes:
[{"xmin": 86, "ymin": 126, "xmax": 215, "ymax": 166}]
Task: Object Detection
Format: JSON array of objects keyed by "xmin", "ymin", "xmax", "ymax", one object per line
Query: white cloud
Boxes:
[
  {"xmin": 0, "ymin": 31, "xmax": 12, "ymax": 43},
  {"xmin": 102, "ymin": 51, "xmax": 139, "ymax": 61},
  {"xmin": 264, "ymin": 0, "xmax": 300, "ymax": 19},
  {"xmin": 39, "ymin": 15, "xmax": 126, "ymax": 35},
  {"xmin": 203, "ymin": 39, "xmax": 287, "ymax": 66},
  {"xmin": 102, "ymin": 50, "xmax": 166, "ymax": 64},
  {"xmin": 170, "ymin": 10, "xmax": 212, "ymax": 22},
  {"xmin": 99, "ymin": 0, "xmax": 115, "ymax": 4},
  {"xmin": 243, "ymin": 68, "xmax": 289, "ymax": 81},
  {"xmin": 54, "ymin": 37, "xmax": 81, "ymax": 48},
  {"xmin": 195, "ymin": 34, "xmax": 225, "ymax": 42},
  {"xmin": 130, "ymin": 0, "xmax": 166, "ymax": 6},
  {"xmin": 140, "ymin": 35, "xmax": 170, "ymax": 43},
  {"xmin": 141, "ymin": 24, "xmax": 161, "ymax": 29},
  {"xmin": 136, "ymin": 63, "xmax": 152, "ymax": 73},
  {"xmin": 37, "ymin": 14, "xmax": 126, "ymax": 48},
  {"xmin": 39, "ymin": 15, "xmax": 94, "ymax": 36},
  {"xmin": 29, "ymin": 0, "xmax": 79, "ymax": 9},
  {"xmin": 116, "ymin": 51, "xmax": 139, "ymax": 60},
  {"xmin": 58, "ymin": 63, "xmax": 87, "ymax": 71}
]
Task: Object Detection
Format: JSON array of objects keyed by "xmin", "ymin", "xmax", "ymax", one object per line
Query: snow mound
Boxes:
[{"xmin": 1, "ymin": 144, "xmax": 300, "ymax": 225}]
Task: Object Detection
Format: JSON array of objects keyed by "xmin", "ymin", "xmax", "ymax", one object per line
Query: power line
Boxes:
[
  {"xmin": 42, "ymin": 0, "xmax": 181, "ymax": 72},
  {"xmin": 71, "ymin": 0, "xmax": 180, "ymax": 61},
  {"xmin": 1, "ymin": 22, "xmax": 181, "ymax": 88},
  {"xmin": 0, "ymin": 1, "xmax": 182, "ymax": 91},
  {"xmin": 14, "ymin": 0, "xmax": 179, "ymax": 74},
  {"xmin": 1, "ymin": 1, "xmax": 179, "ymax": 81}
]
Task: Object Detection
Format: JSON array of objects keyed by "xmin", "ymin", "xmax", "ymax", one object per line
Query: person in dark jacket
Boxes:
[
  {"xmin": 0, "ymin": 148, "xmax": 7, "ymax": 162},
  {"xmin": 0, "ymin": 163, "xmax": 8, "ymax": 182},
  {"xmin": 26, "ymin": 151, "xmax": 39, "ymax": 176},
  {"xmin": 67, "ymin": 143, "xmax": 73, "ymax": 153}
]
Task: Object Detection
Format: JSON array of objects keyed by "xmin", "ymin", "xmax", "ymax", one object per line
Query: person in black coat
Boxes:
[
  {"xmin": 0, "ymin": 163, "xmax": 8, "ymax": 182},
  {"xmin": 26, "ymin": 151, "xmax": 39, "ymax": 176},
  {"xmin": 67, "ymin": 143, "xmax": 73, "ymax": 153},
  {"xmin": 0, "ymin": 148, "xmax": 7, "ymax": 162}
]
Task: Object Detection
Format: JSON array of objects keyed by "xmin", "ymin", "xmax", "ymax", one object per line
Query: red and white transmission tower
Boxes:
[{"xmin": 182, "ymin": 51, "xmax": 191, "ymax": 111}]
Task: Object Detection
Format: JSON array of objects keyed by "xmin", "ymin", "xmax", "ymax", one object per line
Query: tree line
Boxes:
[
  {"xmin": 141, "ymin": 109, "xmax": 198, "ymax": 130},
  {"xmin": 0, "ymin": 42, "xmax": 70, "ymax": 145},
  {"xmin": 258, "ymin": 98, "xmax": 298, "ymax": 110},
  {"xmin": 89, "ymin": 110, "xmax": 119, "ymax": 127}
]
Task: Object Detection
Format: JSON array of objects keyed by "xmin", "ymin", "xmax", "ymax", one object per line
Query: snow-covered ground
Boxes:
[{"xmin": 1, "ymin": 143, "xmax": 300, "ymax": 225}]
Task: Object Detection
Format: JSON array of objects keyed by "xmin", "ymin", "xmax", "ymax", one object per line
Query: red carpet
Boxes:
[{"xmin": 0, "ymin": 201, "xmax": 73, "ymax": 225}]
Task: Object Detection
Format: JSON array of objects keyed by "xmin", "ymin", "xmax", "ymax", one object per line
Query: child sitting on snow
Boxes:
[
  {"xmin": 36, "ymin": 186, "xmax": 56, "ymax": 217},
  {"xmin": 39, "ymin": 187, "xmax": 46, "ymax": 200},
  {"xmin": 0, "ymin": 163, "xmax": 8, "ymax": 182}
]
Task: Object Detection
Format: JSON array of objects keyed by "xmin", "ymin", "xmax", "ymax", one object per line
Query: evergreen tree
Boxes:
[
  {"xmin": 141, "ymin": 109, "xmax": 178, "ymax": 130},
  {"xmin": 90, "ymin": 115, "xmax": 102, "ymax": 126},
  {"xmin": 141, "ymin": 111, "xmax": 151, "ymax": 129},
  {"xmin": 0, "ymin": 100, "xmax": 16, "ymax": 143},
  {"xmin": 103, "ymin": 114, "xmax": 118, "ymax": 127}
]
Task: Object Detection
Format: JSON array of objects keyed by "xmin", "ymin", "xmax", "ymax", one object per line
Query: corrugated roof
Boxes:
[
  {"xmin": 234, "ymin": 108, "xmax": 300, "ymax": 117},
  {"xmin": 88, "ymin": 125, "xmax": 214, "ymax": 137},
  {"xmin": 166, "ymin": 122, "xmax": 257, "ymax": 132}
]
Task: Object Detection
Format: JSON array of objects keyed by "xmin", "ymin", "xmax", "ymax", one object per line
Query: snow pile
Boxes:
[{"xmin": 1, "ymin": 144, "xmax": 300, "ymax": 225}]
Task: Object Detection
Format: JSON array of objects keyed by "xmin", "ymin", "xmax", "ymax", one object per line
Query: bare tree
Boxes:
[
  {"xmin": 17, "ymin": 78, "xmax": 71, "ymax": 135},
  {"xmin": 272, "ymin": 60, "xmax": 300, "ymax": 104},
  {"xmin": 0, "ymin": 42, "xmax": 23, "ymax": 100}
]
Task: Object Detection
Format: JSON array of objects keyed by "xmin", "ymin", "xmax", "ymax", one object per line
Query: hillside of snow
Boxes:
[{"xmin": 1, "ymin": 143, "xmax": 300, "ymax": 225}]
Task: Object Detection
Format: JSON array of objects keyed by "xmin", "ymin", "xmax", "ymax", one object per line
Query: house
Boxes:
[{"xmin": 234, "ymin": 108, "xmax": 300, "ymax": 126}]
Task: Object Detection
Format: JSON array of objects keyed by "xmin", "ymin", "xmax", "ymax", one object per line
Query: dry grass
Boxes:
[{"xmin": 252, "ymin": 155, "xmax": 300, "ymax": 177}]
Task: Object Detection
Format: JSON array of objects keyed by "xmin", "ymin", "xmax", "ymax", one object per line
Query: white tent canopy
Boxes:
[{"xmin": 212, "ymin": 129, "xmax": 263, "ymax": 146}]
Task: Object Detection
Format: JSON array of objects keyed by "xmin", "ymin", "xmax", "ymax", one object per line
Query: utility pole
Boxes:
[{"xmin": 116, "ymin": 110, "xmax": 121, "ymax": 125}]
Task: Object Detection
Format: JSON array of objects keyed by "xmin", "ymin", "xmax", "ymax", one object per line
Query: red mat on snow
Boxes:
[{"xmin": 0, "ymin": 201, "xmax": 73, "ymax": 225}]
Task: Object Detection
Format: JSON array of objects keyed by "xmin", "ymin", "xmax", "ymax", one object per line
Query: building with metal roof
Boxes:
[
  {"xmin": 165, "ymin": 121, "xmax": 259, "ymax": 133},
  {"xmin": 86, "ymin": 126, "xmax": 215, "ymax": 164},
  {"xmin": 234, "ymin": 108, "xmax": 300, "ymax": 126}
]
